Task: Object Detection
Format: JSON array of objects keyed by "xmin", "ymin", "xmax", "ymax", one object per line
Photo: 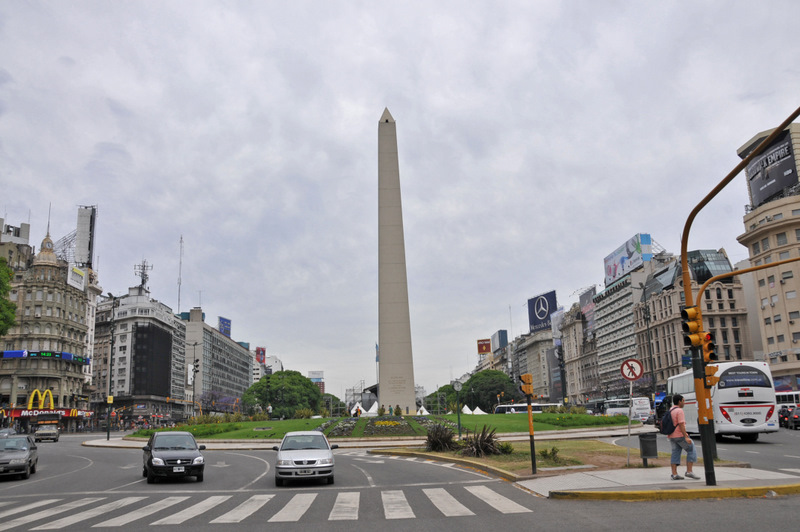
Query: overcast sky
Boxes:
[{"xmin": 2, "ymin": 1, "xmax": 799, "ymax": 398}]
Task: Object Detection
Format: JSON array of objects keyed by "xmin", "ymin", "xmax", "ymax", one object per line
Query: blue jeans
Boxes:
[{"xmin": 669, "ymin": 436, "xmax": 697, "ymax": 465}]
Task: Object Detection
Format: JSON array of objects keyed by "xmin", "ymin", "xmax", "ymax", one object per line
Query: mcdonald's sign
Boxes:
[{"xmin": 27, "ymin": 389, "xmax": 55, "ymax": 410}]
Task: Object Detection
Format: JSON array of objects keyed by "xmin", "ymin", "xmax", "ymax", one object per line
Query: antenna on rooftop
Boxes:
[
  {"xmin": 134, "ymin": 259, "xmax": 153, "ymax": 289},
  {"xmin": 177, "ymin": 235, "xmax": 184, "ymax": 313}
]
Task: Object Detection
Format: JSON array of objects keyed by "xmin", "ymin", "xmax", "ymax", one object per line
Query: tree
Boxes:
[
  {"xmin": 241, "ymin": 370, "xmax": 322, "ymax": 419},
  {"xmin": 0, "ymin": 258, "xmax": 16, "ymax": 337},
  {"xmin": 462, "ymin": 370, "xmax": 518, "ymax": 413}
]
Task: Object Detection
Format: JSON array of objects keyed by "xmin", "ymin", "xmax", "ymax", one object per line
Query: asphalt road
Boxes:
[{"xmin": 0, "ymin": 432, "xmax": 795, "ymax": 531}]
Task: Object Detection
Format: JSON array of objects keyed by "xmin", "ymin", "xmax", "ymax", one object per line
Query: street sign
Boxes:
[{"xmin": 620, "ymin": 359, "xmax": 644, "ymax": 381}]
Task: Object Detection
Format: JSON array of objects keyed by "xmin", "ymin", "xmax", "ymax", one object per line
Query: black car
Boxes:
[
  {"xmin": 0, "ymin": 435, "xmax": 38, "ymax": 479},
  {"xmin": 788, "ymin": 407, "xmax": 800, "ymax": 430},
  {"xmin": 142, "ymin": 431, "xmax": 205, "ymax": 483},
  {"xmin": 779, "ymin": 406, "xmax": 792, "ymax": 428}
]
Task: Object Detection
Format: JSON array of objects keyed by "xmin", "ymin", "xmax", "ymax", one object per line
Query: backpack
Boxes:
[{"xmin": 659, "ymin": 407, "xmax": 676, "ymax": 435}]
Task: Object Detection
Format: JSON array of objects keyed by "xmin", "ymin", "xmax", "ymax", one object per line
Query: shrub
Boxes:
[
  {"xmin": 425, "ymin": 423, "xmax": 457, "ymax": 452},
  {"xmin": 539, "ymin": 446, "xmax": 562, "ymax": 463},
  {"xmin": 460, "ymin": 425, "xmax": 500, "ymax": 457},
  {"xmin": 498, "ymin": 441, "xmax": 514, "ymax": 455},
  {"xmin": 294, "ymin": 408, "xmax": 314, "ymax": 419},
  {"xmin": 318, "ymin": 407, "xmax": 330, "ymax": 418}
]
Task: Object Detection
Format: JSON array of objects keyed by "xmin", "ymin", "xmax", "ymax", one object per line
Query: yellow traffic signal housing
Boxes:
[
  {"xmin": 704, "ymin": 364, "xmax": 720, "ymax": 388},
  {"xmin": 702, "ymin": 332, "xmax": 717, "ymax": 364},
  {"xmin": 681, "ymin": 306, "xmax": 704, "ymax": 348},
  {"xmin": 519, "ymin": 373, "xmax": 533, "ymax": 396}
]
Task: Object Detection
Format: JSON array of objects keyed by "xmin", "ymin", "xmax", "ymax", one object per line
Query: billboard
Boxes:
[
  {"xmin": 604, "ymin": 233, "xmax": 652, "ymax": 286},
  {"xmin": 67, "ymin": 266, "xmax": 85, "ymax": 290},
  {"xmin": 75, "ymin": 205, "xmax": 96, "ymax": 268},
  {"xmin": 477, "ymin": 339, "xmax": 491, "ymax": 355},
  {"xmin": 218, "ymin": 317, "xmax": 231, "ymax": 337},
  {"xmin": 255, "ymin": 347, "xmax": 266, "ymax": 365},
  {"xmin": 528, "ymin": 290, "xmax": 557, "ymax": 333},
  {"xmin": 490, "ymin": 330, "xmax": 508, "ymax": 352},
  {"xmin": 579, "ymin": 286, "xmax": 597, "ymax": 337},
  {"xmin": 745, "ymin": 129, "xmax": 798, "ymax": 208}
]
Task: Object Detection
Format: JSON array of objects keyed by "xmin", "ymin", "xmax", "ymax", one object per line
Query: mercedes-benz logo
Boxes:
[{"xmin": 534, "ymin": 296, "xmax": 550, "ymax": 320}]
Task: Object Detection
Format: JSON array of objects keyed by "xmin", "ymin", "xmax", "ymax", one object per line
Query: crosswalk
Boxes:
[{"xmin": 0, "ymin": 485, "xmax": 532, "ymax": 530}]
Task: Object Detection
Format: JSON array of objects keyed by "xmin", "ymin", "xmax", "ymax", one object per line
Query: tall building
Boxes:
[
  {"xmin": 1, "ymin": 230, "xmax": 99, "ymax": 431},
  {"xmin": 93, "ymin": 284, "xmax": 188, "ymax": 424},
  {"xmin": 183, "ymin": 307, "xmax": 252, "ymax": 413},
  {"xmin": 377, "ymin": 108, "xmax": 417, "ymax": 414},
  {"xmin": 736, "ymin": 123, "xmax": 800, "ymax": 391}
]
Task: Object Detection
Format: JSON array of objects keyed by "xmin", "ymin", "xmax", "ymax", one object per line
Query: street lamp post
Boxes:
[
  {"xmin": 638, "ymin": 283, "xmax": 657, "ymax": 402},
  {"xmin": 106, "ymin": 293, "xmax": 117, "ymax": 441}
]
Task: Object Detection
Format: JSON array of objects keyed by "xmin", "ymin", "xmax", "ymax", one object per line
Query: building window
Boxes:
[
  {"xmin": 765, "ymin": 255, "xmax": 773, "ymax": 264},
  {"xmin": 759, "ymin": 279, "xmax": 766, "ymax": 287},
  {"xmin": 774, "ymin": 213, "xmax": 784, "ymax": 220},
  {"xmin": 705, "ymin": 289, "xmax": 711, "ymax": 300},
  {"xmin": 777, "ymin": 334, "xmax": 785, "ymax": 343},
  {"xmin": 792, "ymin": 332, "xmax": 800, "ymax": 342},
  {"xmin": 783, "ymin": 271, "xmax": 794, "ymax": 280},
  {"xmin": 718, "ymin": 302, "xmax": 725, "ymax": 310},
  {"xmin": 787, "ymin": 291, "xmax": 797, "ymax": 300},
  {"xmin": 762, "ymin": 237, "xmax": 770, "ymax": 251},
  {"xmin": 790, "ymin": 311, "xmax": 800, "ymax": 320},
  {"xmin": 733, "ymin": 329, "xmax": 740, "ymax": 343},
  {"xmin": 716, "ymin": 288, "xmax": 722, "ymax": 299},
  {"xmin": 777, "ymin": 232, "xmax": 788, "ymax": 246},
  {"xmin": 780, "ymin": 251, "xmax": 790, "ymax": 260},
  {"xmin": 720, "ymin": 317, "xmax": 727, "ymax": 327},
  {"xmin": 775, "ymin": 314, "xmax": 782, "ymax": 323},
  {"xmin": 765, "ymin": 317, "xmax": 772, "ymax": 325},
  {"xmin": 707, "ymin": 317, "xmax": 715, "ymax": 327},
  {"xmin": 753, "ymin": 242, "xmax": 761, "ymax": 254},
  {"xmin": 773, "ymin": 294, "xmax": 780, "ymax": 304},
  {"xmin": 768, "ymin": 275, "xmax": 775, "ymax": 285},
  {"xmin": 768, "ymin": 337, "xmax": 775, "ymax": 345}
]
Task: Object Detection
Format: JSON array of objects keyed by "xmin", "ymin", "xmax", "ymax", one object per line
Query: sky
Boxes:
[{"xmin": 2, "ymin": 1, "xmax": 800, "ymax": 399}]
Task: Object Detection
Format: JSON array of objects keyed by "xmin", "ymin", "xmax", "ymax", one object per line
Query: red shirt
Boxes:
[{"xmin": 669, "ymin": 407, "xmax": 685, "ymax": 438}]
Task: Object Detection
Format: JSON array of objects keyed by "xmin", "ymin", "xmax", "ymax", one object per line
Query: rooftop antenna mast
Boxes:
[
  {"xmin": 134, "ymin": 259, "xmax": 153, "ymax": 289},
  {"xmin": 177, "ymin": 235, "xmax": 184, "ymax": 313}
]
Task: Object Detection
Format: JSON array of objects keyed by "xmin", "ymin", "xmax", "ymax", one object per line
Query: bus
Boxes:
[
  {"xmin": 494, "ymin": 403, "xmax": 560, "ymax": 414},
  {"xmin": 603, "ymin": 397, "xmax": 653, "ymax": 422},
  {"xmin": 667, "ymin": 361, "xmax": 778, "ymax": 442},
  {"xmin": 775, "ymin": 390, "xmax": 800, "ymax": 410}
]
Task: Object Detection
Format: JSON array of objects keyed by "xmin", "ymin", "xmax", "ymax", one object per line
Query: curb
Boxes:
[
  {"xmin": 368, "ymin": 448, "xmax": 521, "ymax": 482},
  {"xmin": 548, "ymin": 483, "xmax": 800, "ymax": 501}
]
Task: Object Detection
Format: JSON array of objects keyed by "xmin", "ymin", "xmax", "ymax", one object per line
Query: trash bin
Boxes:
[{"xmin": 638, "ymin": 432, "xmax": 658, "ymax": 466}]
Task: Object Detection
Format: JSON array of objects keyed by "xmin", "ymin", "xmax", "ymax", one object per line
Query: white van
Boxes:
[{"xmin": 604, "ymin": 397, "xmax": 652, "ymax": 422}]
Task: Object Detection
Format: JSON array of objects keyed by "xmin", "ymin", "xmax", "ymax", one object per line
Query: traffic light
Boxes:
[
  {"xmin": 681, "ymin": 306, "xmax": 704, "ymax": 348},
  {"xmin": 702, "ymin": 331, "xmax": 717, "ymax": 364},
  {"xmin": 704, "ymin": 364, "xmax": 720, "ymax": 388},
  {"xmin": 519, "ymin": 373, "xmax": 533, "ymax": 397},
  {"xmin": 193, "ymin": 359, "xmax": 200, "ymax": 374}
]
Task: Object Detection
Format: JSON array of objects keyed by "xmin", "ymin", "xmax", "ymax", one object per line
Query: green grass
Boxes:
[{"xmin": 439, "ymin": 413, "xmax": 632, "ymax": 433}]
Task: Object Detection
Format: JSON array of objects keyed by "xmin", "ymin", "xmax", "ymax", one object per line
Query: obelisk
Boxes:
[{"xmin": 378, "ymin": 108, "xmax": 417, "ymax": 415}]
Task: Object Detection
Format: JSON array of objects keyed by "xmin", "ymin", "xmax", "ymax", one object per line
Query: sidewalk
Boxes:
[{"xmin": 81, "ymin": 425, "xmax": 800, "ymax": 500}]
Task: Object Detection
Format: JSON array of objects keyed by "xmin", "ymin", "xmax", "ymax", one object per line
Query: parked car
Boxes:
[
  {"xmin": 142, "ymin": 431, "xmax": 205, "ymax": 483},
  {"xmin": 0, "ymin": 428, "xmax": 17, "ymax": 437},
  {"xmin": 788, "ymin": 407, "xmax": 800, "ymax": 430},
  {"xmin": 272, "ymin": 431, "xmax": 338, "ymax": 486},
  {"xmin": 0, "ymin": 435, "xmax": 38, "ymax": 479},
  {"xmin": 779, "ymin": 406, "xmax": 792, "ymax": 428},
  {"xmin": 34, "ymin": 425, "xmax": 60, "ymax": 442}
]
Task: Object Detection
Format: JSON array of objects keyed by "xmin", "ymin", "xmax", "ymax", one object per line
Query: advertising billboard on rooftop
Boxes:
[
  {"xmin": 604, "ymin": 233, "xmax": 652, "ymax": 286},
  {"xmin": 745, "ymin": 129, "xmax": 798, "ymax": 208}
]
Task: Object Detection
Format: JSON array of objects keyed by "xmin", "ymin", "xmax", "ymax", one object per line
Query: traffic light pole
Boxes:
[
  {"xmin": 526, "ymin": 394, "xmax": 536, "ymax": 475},
  {"xmin": 680, "ymin": 106, "xmax": 800, "ymax": 487}
]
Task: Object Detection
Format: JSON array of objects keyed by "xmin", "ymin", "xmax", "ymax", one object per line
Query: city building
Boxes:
[
  {"xmin": 736, "ymin": 124, "xmax": 800, "ymax": 391},
  {"xmin": 182, "ymin": 307, "xmax": 252, "ymax": 414},
  {"xmin": 93, "ymin": 283, "xmax": 188, "ymax": 425}
]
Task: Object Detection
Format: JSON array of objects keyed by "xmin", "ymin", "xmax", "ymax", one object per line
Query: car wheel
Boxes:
[
  {"xmin": 275, "ymin": 477, "xmax": 283, "ymax": 487},
  {"xmin": 31, "ymin": 460, "xmax": 37, "ymax": 474},
  {"xmin": 196, "ymin": 473, "xmax": 204, "ymax": 482},
  {"xmin": 146, "ymin": 469, "xmax": 156, "ymax": 484},
  {"xmin": 327, "ymin": 475, "xmax": 335, "ymax": 485},
  {"xmin": 22, "ymin": 465, "xmax": 30, "ymax": 480},
  {"xmin": 142, "ymin": 467, "xmax": 147, "ymax": 478}
]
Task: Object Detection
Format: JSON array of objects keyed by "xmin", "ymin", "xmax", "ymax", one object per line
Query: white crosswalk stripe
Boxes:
[
  {"xmin": 0, "ymin": 485, "xmax": 532, "ymax": 528},
  {"xmin": 151, "ymin": 495, "xmax": 231, "ymax": 525},
  {"xmin": 329, "ymin": 492, "xmax": 360, "ymax": 520},
  {"xmin": 211, "ymin": 494, "xmax": 275, "ymax": 524},
  {"xmin": 31, "ymin": 497, "xmax": 147, "ymax": 530},
  {"xmin": 93, "ymin": 496, "xmax": 191, "ymax": 527},
  {"xmin": 382, "ymin": 490, "xmax": 415, "ymax": 519}
]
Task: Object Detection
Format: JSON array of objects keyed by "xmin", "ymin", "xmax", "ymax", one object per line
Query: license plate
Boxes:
[
  {"xmin": 0, "ymin": 467, "xmax": 4, "ymax": 472},
  {"xmin": 173, "ymin": 466, "xmax": 185, "ymax": 473},
  {"xmin": 297, "ymin": 469, "xmax": 312, "ymax": 475}
]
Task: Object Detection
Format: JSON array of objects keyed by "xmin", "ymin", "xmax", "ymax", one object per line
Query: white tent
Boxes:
[
  {"xmin": 417, "ymin": 406, "xmax": 430, "ymax": 415},
  {"xmin": 472, "ymin": 406, "xmax": 488, "ymax": 415},
  {"xmin": 461, "ymin": 405, "xmax": 473, "ymax": 414},
  {"xmin": 365, "ymin": 402, "xmax": 379, "ymax": 417}
]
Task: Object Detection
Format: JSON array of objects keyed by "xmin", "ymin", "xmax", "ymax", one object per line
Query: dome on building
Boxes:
[{"xmin": 33, "ymin": 233, "xmax": 59, "ymax": 266}]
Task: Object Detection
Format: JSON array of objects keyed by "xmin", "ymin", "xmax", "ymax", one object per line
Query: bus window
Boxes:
[{"xmin": 718, "ymin": 367, "xmax": 771, "ymax": 389}]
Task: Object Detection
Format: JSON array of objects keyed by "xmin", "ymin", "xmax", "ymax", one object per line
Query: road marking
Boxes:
[
  {"xmin": 31, "ymin": 497, "xmax": 146, "ymax": 530},
  {"xmin": 211, "ymin": 494, "xmax": 274, "ymax": 523},
  {"xmin": 269, "ymin": 493, "xmax": 317, "ymax": 522},
  {"xmin": 0, "ymin": 498, "xmax": 104, "ymax": 532},
  {"xmin": 0, "ymin": 500, "xmax": 61, "ymax": 520},
  {"xmin": 94, "ymin": 496, "xmax": 190, "ymax": 527},
  {"xmin": 745, "ymin": 451, "xmax": 760, "ymax": 454},
  {"xmin": 352, "ymin": 464, "xmax": 376, "ymax": 487},
  {"xmin": 329, "ymin": 492, "xmax": 360, "ymax": 520},
  {"xmin": 151, "ymin": 495, "xmax": 231, "ymax": 525},
  {"xmin": 779, "ymin": 468, "xmax": 800, "ymax": 475},
  {"xmin": 423, "ymin": 488, "xmax": 474, "ymax": 517},
  {"xmin": 785, "ymin": 455, "xmax": 800, "ymax": 459},
  {"xmin": 382, "ymin": 490, "xmax": 415, "ymax": 519},
  {"xmin": 465, "ymin": 486, "xmax": 531, "ymax": 514}
]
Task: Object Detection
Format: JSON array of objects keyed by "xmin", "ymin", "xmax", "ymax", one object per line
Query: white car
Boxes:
[{"xmin": 272, "ymin": 431, "xmax": 337, "ymax": 486}]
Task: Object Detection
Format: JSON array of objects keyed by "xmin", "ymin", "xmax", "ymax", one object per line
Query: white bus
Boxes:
[
  {"xmin": 494, "ymin": 403, "xmax": 560, "ymax": 414},
  {"xmin": 775, "ymin": 390, "xmax": 800, "ymax": 410},
  {"xmin": 603, "ymin": 397, "xmax": 653, "ymax": 422},
  {"xmin": 667, "ymin": 361, "xmax": 778, "ymax": 442}
]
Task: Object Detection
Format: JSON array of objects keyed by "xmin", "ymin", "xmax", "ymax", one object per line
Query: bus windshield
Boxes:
[{"xmin": 718, "ymin": 366, "xmax": 772, "ymax": 389}]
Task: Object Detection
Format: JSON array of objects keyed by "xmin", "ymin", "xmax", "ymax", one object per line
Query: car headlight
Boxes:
[
  {"xmin": 277, "ymin": 459, "xmax": 293, "ymax": 466},
  {"xmin": 193, "ymin": 456, "xmax": 204, "ymax": 465},
  {"xmin": 151, "ymin": 457, "xmax": 165, "ymax": 466},
  {"xmin": 10, "ymin": 459, "xmax": 27, "ymax": 465},
  {"xmin": 318, "ymin": 458, "xmax": 333, "ymax": 465}
]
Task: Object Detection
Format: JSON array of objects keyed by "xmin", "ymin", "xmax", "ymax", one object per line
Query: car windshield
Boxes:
[
  {"xmin": 153, "ymin": 435, "xmax": 196, "ymax": 450},
  {"xmin": 0, "ymin": 437, "xmax": 28, "ymax": 451},
  {"xmin": 281, "ymin": 435, "xmax": 328, "ymax": 451}
]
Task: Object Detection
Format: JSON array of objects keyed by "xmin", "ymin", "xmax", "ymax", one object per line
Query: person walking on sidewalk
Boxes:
[{"xmin": 668, "ymin": 394, "xmax": 700, "ymax": 480}]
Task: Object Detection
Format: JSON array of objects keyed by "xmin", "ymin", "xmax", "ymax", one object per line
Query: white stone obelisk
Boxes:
[{"xmin": 378, "ymin": 108, "xmax": 417, "ymax": 415}]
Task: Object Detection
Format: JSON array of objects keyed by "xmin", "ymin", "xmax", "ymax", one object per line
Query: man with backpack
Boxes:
[{"xmin": 664, "ymin": 394, "xmax": 700, "ymax": 480}]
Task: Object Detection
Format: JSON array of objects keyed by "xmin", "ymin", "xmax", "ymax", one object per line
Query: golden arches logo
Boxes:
[{"xmin": 27, "ymin": 389, "xmax": 55, "ymax": 410}]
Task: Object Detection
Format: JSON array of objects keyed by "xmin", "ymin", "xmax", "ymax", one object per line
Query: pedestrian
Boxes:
[
  {"xmin": 667, "ymin": 394, "xmax": 700, "ymax": 480},
  {"xmin": 388, "ymin": 405, "xmax": 393, "ymax": 416},
  {"xmin": 267, "ymin": 404, "xmax": 273, "ymax": 419}
]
